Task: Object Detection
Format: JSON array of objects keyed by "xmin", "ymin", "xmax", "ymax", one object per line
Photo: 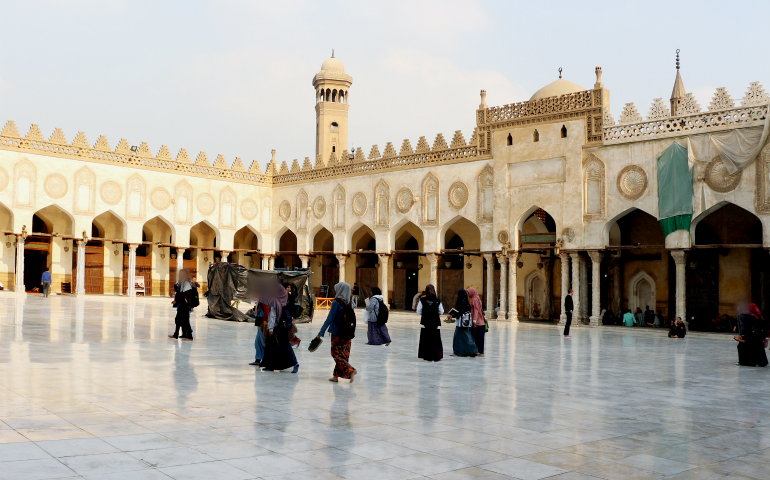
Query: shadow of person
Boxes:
[{"xmin": 173, "ymin": 341, "xmax": 198, "ymax": 405}]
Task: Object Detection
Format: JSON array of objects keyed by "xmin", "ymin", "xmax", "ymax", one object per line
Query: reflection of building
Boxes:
[{"xmin": 0, "ymin": 53, "xmax": 768, "ymax": 330}]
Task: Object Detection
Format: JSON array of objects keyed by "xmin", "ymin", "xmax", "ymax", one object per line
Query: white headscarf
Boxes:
[{"xmin": 334, "ymin": 281, "xmax": 351, "ymax": 305}]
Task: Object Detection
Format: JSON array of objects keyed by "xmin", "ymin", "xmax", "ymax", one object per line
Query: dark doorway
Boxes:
[{"xmin": 405, "ymin": 268, "xmax": 419, "ymax": 309}]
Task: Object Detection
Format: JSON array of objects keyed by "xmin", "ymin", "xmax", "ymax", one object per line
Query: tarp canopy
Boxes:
[
  {"xmin": 657, "ymin": 142, "xmax": 694, "ymax": 237},
  {"xmin": 205, "ymin": 263, "xmax": 315, "ymax": 322},
  {"xmin": 687, "ymin": 119, "xmax": 769, "ymax": 175}
]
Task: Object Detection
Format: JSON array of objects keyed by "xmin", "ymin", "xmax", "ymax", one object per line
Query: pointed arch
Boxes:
[
  {"xmin": 421, "ymin": 172, "xmax": 439, "ymax": 226},
  {"xmin": 190, "ymin": 219, "xmax": 219, "ymax": 248},
  {"xmin": 312, "ymin": 226, "xmax": 334, "ymax": 252},
  {"xmin": 691, "ymin": 201, "xmax": 762, "ymax": 245},
  {"xmin": 93, "ymin": 209, "xmax": 127, "ymax": 241},
  {"xmin": 439, "ymin": 215, "xmax": 480, "ymax": 250},
  {"xmin": 389, "ymin": 218, "xmax": 423, "ymax": 252},
  {"xmin": 143, "ymin": 215, "xmax": 176, "ymax": 244},
  {"xmin": 628, "ymin": 270, "xmax": 656, "ymax": 315},
  {"xmin": 33, "ymin": 204, "xmax": 74, "ymax": 235},
  {"xmin": 603, "ymin": 206, "xmax": 660, "ymax": 247},
  {"xmin": 233, "ymin": 224, "xmax": 261, "ymax": 250},
  {"xmin": 0, "ymin": 200, "xmax": 13, "ymax": 230},
  {"xmin": 349, "ymin": 222, "xmax": 376, "ymax": 252},
  {"xmin": 524, "ymin": 270, "xmax": 547, "ymax": 318}
]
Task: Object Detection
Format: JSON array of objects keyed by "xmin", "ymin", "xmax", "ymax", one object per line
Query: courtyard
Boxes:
[{"xmin": 0, "ymin": 294, "xmax": 768, "ymax": 480}]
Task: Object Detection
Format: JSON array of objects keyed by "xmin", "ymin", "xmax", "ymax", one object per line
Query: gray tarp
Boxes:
[{"xmin": 205, "ymin": 263, "xmax": 315, "ymax": 322}]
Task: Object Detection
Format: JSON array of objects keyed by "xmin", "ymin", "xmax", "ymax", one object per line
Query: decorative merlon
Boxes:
[
  {"xmin": 647, "ymin": 98, "xmax": 670, "ymax": 120},
  {"xmin": 399, "ymin": 139, "xmax": 413, "ymax": 156},
  {"xmin": 741, "ymin": 81, "xmax": 769, "ymax": 107},
  {"xmin": 231, "ymin": 157, "xmax": 246, "ymax": 171},
  {"xmin": 619, "ymin": 103, "xmax": 642, "ymax": 124},
  {"xmin": 382, "ymin": 142, "xmax": 397, "ymax": 158},
  {"xmin": 709, "ymin": 87, "xmax": 735, "ymax": 111}
]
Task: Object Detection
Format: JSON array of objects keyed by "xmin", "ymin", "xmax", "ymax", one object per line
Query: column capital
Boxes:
[
  {"xmin": 425, "ymin": 252, "xmax": 438, "ymax": 265},
  {"xmin": 587, "ymin": 250, "xmax": 603, "ymax": 262},
  {"xmin": 496, "ymin": 252, "xmax": 508, "ymax": 263},
  {"xmin": 128, "ymin": 244, "xmax": 138, "ymax": 252},
  {"xmin": 670, "ymin": 249, "xmax": 687, "ymax": 264},
  {"xmin": 482, "ymin": 252, "xmax": 494, "ymax": 262},
  {"xmin": 378, "ymin": 253, "xmax": 390, "ymax": 263},
  {"xmin": 336, "ymin": 253, "xmax": 348, "ymax": 261},
  {"xmin": 569, "ymin": 251, "xmax": 582, "ymax": 260}
]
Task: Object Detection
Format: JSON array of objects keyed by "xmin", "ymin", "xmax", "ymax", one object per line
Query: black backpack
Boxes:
[
  {"xmin": 335, "ymin": 298, "xmax": 356, "ymax": 340},
  {"xmin": 376, "ymin": 299, "xmax": 389, "ymax": 325}
]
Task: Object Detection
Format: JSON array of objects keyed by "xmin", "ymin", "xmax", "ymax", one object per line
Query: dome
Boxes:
[
  {"xmin": 529, "ymin": 78, "xmax": 585, "ymax": 101},
  {"xmin": 320, "ymin": 57, "xmax": 344, "ymax": 72}
]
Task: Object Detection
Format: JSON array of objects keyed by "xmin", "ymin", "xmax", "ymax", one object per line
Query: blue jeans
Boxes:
[{"xmin": 43, "ymin": 282, "xmax": 51, "ymax": 297}]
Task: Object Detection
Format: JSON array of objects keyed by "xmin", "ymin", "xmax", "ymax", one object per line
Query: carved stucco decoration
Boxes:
[
  {"xmin": 395, "ymin": 187, "xmax": 414, "ymax": 214},
  {"xmin": 421, "ymin": 173, "xmax": 439, "ymax": 227},
  {"xmin": 125, "ymin": 174, "xmax": 146, "ymax": 221},
  {"xmin": 498, "ymin": 230, "xmax": 510, "ymax": 245},
  {"xmin": 705, "ymin": 156, "xmax": 742, "ymax": 193},
  {"xmin": 0, "ymin": 167, "xmax": 8, "ymax": 192},
  {"xmin": 241, "ymin": 199, "xmax": 259, "ymax": 221},
  {"xmin": 352, "ymin": 192, "xmax": 367, "ymax": 217},
  {"xmin": 476, "ymin": 165, "xmax": 494, "ymax": 224},
  {"xmin": 150, "ymin": 187, "xmax": 172, "ymax": 210},
  {"xmin": 196, "ymin": 193, "xmax": 216, "ymax": 216},
  {"xmin": 100, "ymin": 181, "xmax": 122, "ymax": 205},
  {"xmin": 296, "ymin": 189, "xmax": 308, "ymax": 232},
  {"xmin": 617, "ymin": 165, "xmax": 648, "ymax": 200},
  {"xmin": 44, "ymin": 174, "xmax": 68, "ymax": 200},
  {"xmin": 73, "ymin": 167, "xmax": 95, "ymax": 215},
  {"xmin": 756, "ymin": 143, "xmax": 770, "ymax": 213},
  {"xmin": 313, "ymin": 196, "xmax": 326, "ymax": 219},
  {"xmin": 448, "ymin": 181, "xmax": 468, "ymax": 210},
  {"xmin": 13, "ymin": 159, "xmax": 36, "ymax": 209},
  {"xmin": 278, "ymin": 200, "xmax": 291, "ymax": 221},
  {"xmin": 219, "ymin": 187, "xmax": 236, "ymax": 229},
  {"xmin": 261, "ymin": 197, "xmax": 272, "ymax": 231},
  {"xmin": 332, "ymin": 185, "xmax": 345, "ymax": 231},
  {"xmin": 561, "ymin": 227, "xmax": 576, "ymax": 243},
  {"xmin": 173, "ymin": 180, "xmax": 193, "ymax": 225},
  {"xmin": 374, "ymin": 180, "xmax": 390, "ymax": 230},
  {"xmin": 582, "ymin": 154, "xmax": 606, "ymax": 219}
]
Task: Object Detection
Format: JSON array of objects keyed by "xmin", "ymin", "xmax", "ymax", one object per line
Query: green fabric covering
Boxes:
[
  {"xmin": 657, "ymin": 142, "xmax": 694, "ymax": 237},
  {"xmin": 659, "ymin": 214, "xmax": 692, "ymax": 238}
]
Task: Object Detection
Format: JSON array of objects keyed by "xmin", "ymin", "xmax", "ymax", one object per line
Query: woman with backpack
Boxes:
[
  {"xmin": 448, "ymin": 289, "xmax": 478, "ymax": 357},
  {"xmin": 259, "ymin": 282, "xmax": 299, "ymax": 373},
  {"xmin": 316, "ymin": 282, "xmax": 357, "ymax": 383},
  {"xmin": 365, "ymin": 287, "xmax": 391, "ymax": 346},
  {"xmin": 417, "ymin": 284, "xmax": 444, "ymax": 362},
  {"xmin": 169, "ymin": 269, "xmax": 197, "ymax": 341}
]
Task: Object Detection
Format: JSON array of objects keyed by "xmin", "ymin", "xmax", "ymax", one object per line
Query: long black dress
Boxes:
[
  {"xmin": 737, "ymin": 313, "xmax": 769, "ymax": 367},
  {"xmin": 260, "ymin": 309, "xmax": 298, "ymax": 371},
  {"xmin": 418, "ymin": 296, "xmax": 443, "ymax": 362}
]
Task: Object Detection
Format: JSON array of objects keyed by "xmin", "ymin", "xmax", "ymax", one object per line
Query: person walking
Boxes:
[
  {"xmin": 316, "ymin": 282, "xmax": 357, "ymax": 382},
  {"xmin": 365, "ymin": 287, "xmax": 391, "ymax": 346},
  {"xmin": 468, "ymin": 287, "xmax": 486, "ymax": 356},
  {"xmin": 417, "ymin": 284, "xmax": 444, "ymax": 362},
  {"xmin": 449, "ymin": 289, "xmax": 479, "ymax": 357},
  {"xmin": 169, "ymin": 269, "xmax": 197, "ymax": 341},
  {"xmin": 41, "ymin": 268, "xmax": 51, "ymax": 297},
  {"xmin": 248, "ymin": 301, "xmax": 268, "ymax": 366},
  {"xmin": 734, "ymin": 303, "xmax": 768, "ymax": 367},
  {"xmin": 563, "ymin": 288, "xmax": 574, "ymax": 337},
  {"xmin": 622, "ymin": 308, "xmax": 637, "ymax": 327},
  {"xmin": 260, "ymin": 282, "xmax": 299, "ymax": 373}
]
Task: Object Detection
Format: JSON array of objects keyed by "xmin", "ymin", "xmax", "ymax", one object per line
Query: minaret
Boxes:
[
  {"xmin": 313, "ymin": 51, "xmax": 353, "ymax": 164},
  {"xmin": 670, "ymin": 49, "xmax": 686, "ymax": 116}
]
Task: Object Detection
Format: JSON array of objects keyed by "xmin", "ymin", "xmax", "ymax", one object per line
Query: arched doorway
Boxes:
[
  {"xmin": 350, "ymin": 224, "xmax": 377, "ymax": 306},
  {"xmin": 517, "ymin": 208, "xmax": 558, "ymax": 321},
  {"xmin": 439, "ymin": 216, "xmax": 480, "ymax": 313},
  {"xmin": 606, "ymin": 208, "xmax": 665, "ymax": 325},
  {"xmin": 275, "ymin": 229, "xmax": 300, "ymax": 271},
  {"xmin": 90, "ymin": 211, "xmax": 126, "ymax": 294},
  {"xmin": 233, "ymin": 226, "xmax": 261, "ymax": 269},
  {"xmin": 128, "ymin": 216, "xmax": 174, "ymax": 296},
  {"xmin": 392, "ymin": 222, "xmax": 423, "ymax": 310},
  {"xmin": 189, "ymin": 220, "xmax": 218, "ymax": 291},
  {"xmin": 312, "ymin": 227, "xmax": 337, "ymax": 297},
  {"xmin": 690, "ymin": 203, "xmax": 764, "ymax": 330},
  {"xmin": 28, "ymin": 205, "xmax": 73, "ymax": 293}
]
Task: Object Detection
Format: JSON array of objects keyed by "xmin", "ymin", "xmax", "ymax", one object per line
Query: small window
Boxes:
[
  {"xmin": 533, "ymin": 130, "xmax": 540, "ymax": 142},
  {"xmin": 332, "ymin": 146, "xmax": 336, "ymax": 153},
  {"xmin": 561, "ymin": 125, "xmax": 567, "ymax": 138},
  {"xmin": 506, "ymin": 133, "xmax": 513, "ymax": 146}
]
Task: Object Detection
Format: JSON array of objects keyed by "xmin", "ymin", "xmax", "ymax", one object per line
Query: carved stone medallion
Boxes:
[
  {"xmin": 150, "ymin": 187, "xmax": 171, "ymax": 210},
  {"xmin": 44, "ymin": 174, "xmax": 68, "ymax": 199},
  {"xmin": 240, "ymin": 199, "xmax": 258, "ymax": 220},
  {"xmin": 498, "ymin": 230, "xmax": 510, "ymax": 244},
  {"xmin": 352, "ymin": 192, "xmax": 367, "ymax": 216},
  {"xmin": 561, "ymin": 227, "xmax": 576, "ymax": 243},
  {"xmin": 313, "ymin": 196, "xmax": 326, "ymax": 219},
  {"xmin": 100, "ymin": 181, "xmax": 122, "ymax": 205},
  {"xmin": 196, "ymin": 193, "xmax": 215, "ymax": 215},
  {"xmin": 278, "ymin": 200, "xmax": 291, "ymax": 221},
  {"xmin": 0, "ymin": 167, "xmax": 8, "ymax": 192},
  {"xmin": 705, "ymin": 156, "xmax": 742, "ymax": 193},
  {"xmin": 617, "ymin": 165, "xmax": 648, "ymax": 200},
  {"xmin": 448, "ymin": 181, "xmax": 469, "ymax": 209},
  {"xmin": 395, "ymin": 187, "xmax": 414, "ymax": 214}
]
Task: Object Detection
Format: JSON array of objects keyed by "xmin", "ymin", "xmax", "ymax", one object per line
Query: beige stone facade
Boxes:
[{"xmin": 1, "ymin": 55, "xmax": 768, "ymax": 329}]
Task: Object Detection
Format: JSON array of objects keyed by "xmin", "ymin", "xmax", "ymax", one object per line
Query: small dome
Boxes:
[
  {"xmin": 320, "ymin": 57, "xmax": 344, "ymax": 72},
  {"xmin": 529, "ymin": 78, "xmax": 585, "ymax": 101}
]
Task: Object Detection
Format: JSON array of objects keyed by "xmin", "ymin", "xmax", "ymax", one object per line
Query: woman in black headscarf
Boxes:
[
  {"xmin": 417, "ymin": 284, "xmax": 444, "ymax": 362},
  {"xmin": 735, "ymin": 303, "xmax": 769, "ymax": 367},
  {"xmin": 449, "ymin": 289, "xmax": 479, "ymax": 357},
  {"xmin": 259, "ymin": 282, "xmax": 299, "ymax": 373}
]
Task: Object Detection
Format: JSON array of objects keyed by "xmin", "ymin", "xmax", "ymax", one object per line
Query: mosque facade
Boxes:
[{"xmin": 1, "ymin": 54, "xmax": 768, "ymax": 328}]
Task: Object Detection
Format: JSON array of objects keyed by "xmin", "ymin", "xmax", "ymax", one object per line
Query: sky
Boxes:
[{"xmin": 1, "ymin": 0, "xmax": 768, "ymax": 168}]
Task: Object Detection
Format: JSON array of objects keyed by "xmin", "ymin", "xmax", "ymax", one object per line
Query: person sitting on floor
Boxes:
[{"xmin": 669, "ymin": 317, "xmax": 687, "ymax": 338}]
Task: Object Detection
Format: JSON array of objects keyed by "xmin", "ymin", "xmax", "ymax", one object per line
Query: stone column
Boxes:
[
  {"xmin": 14, "ymin": 235, "xmax": 25, "ymax": 293},
  {"xmin": 127, "ymin": 245, "xmax": 137, "ymax": 297},
  {"xmin": 220, "ymin": 251, "xmax": 230, "ymax": 263},
  {"xmin": 426, "ymin": 253, "xmax": 439, "ymax": 288},
  {"xmin": 508, "ymin": 251, "xmax": 519, "ymax": 321},
  {"xmin": 670, "ymin": 250, "xmax": 687, "ymax": 325},
  {"xmin": 378, "ymin": 254, "xmax": 390, "ymax": 305},
  {"xmin": 570, "ymin": 252, "xmax": 581, "ymax": 326},
  {"xmin": 299, "ymin": 255, "xmax": 310, "ymax": 269},
  {"xmin": 176, "ymin": 248, "xmax": 186, "ymax": 281},
  {"xmin": 268, "ymin": 256, "xmax": 275, "ymax": 270},
  {"xmin": 483, "ymin": 253, "xmax": 495, "ymax": 320},
  {"xmin": 588, "ymin": 251, "xmax": 602, "ymax": 326},
  {"xmin": 558, "ymin": 253, "xmax": 569, "ymax": 325},
  {"xmin": 75, "ymin": 239, "xmax": 86, "ymax": 295},
  {"xmin": 580, "ymin": 253, "xmax": 588, "ymax": 324},
  {"xmin": 497, "ymin": 253, "xmax": 508, "ymax": 321},
  {"xmin": 336, "ymin": 254, "xmax": 347, "ymax": 283},
  {"xmin": 261, "ymin": 255, "xmax": 269, "ymax": 270}
]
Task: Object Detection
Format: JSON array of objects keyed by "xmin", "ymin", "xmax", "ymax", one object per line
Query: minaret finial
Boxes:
[
  {"xmin": 558, "ymin": 67, "xmax": 562, "ymax": 79},
  {"xmin": 676, "ymin": 49, "xmax": 680, "ymax": 70},
  {"xmin": 332, "ymin": 49, "xmax": 335, "ymax": 58}
]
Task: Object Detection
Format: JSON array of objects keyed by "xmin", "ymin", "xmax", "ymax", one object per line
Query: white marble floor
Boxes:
[{"xmin": 0, "ymin": 293, "xmax": 769, "ymax": 480}]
